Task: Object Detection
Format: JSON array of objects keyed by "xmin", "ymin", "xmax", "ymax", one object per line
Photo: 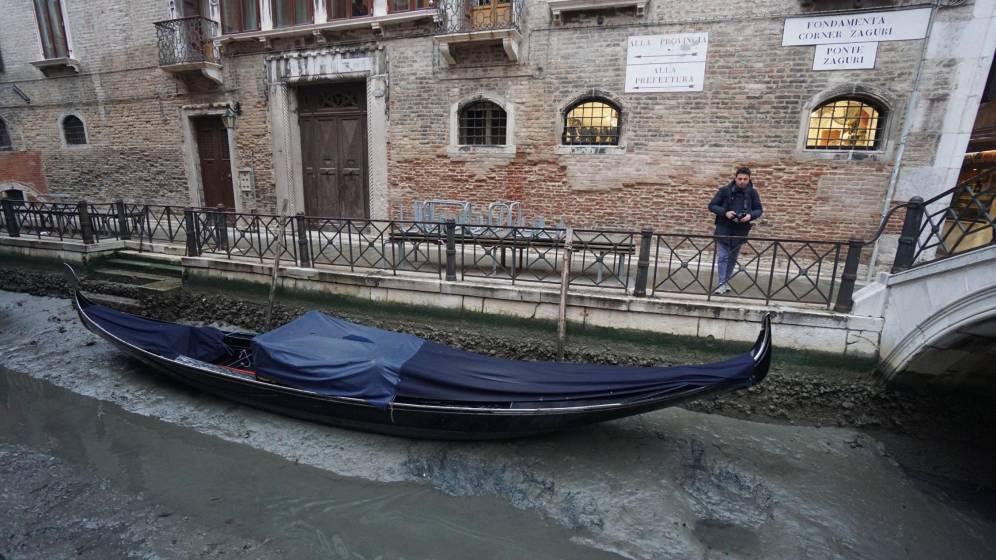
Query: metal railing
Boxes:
[
  {"xmin": 829, "ymin": 164, "xmax": 996, "ymax": 313},
  {"xmin": 0, "ymin": 200, "xmax": 865, "ymax": 310},
  {"xmin": 651, "ymin": 233, "xmax": 843, "ymax": 307},
  {"xmin": 154, "ymin": 16, "xmax": 219, "ymax": 66},
  {"xmin": 436, "ymin": 0, "xmax": 525, "ymax": 34}
]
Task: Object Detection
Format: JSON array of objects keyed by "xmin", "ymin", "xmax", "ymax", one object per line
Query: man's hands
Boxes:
[{"xmin": 725, "ymin": 211, "xmax": 752, "ymax": 223}]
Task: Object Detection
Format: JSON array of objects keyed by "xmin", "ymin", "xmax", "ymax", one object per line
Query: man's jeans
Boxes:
[{"xmin": 716, "ymin": 237, "xmax": 747, "ymax": 287}]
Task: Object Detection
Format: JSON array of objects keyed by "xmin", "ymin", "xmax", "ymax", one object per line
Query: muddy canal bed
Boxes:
[{"xmin": 1, "ymin": 272, "xmax": 995, "ymax": 558}]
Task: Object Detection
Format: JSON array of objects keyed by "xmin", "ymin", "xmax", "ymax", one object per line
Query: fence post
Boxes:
[
  {"xmin": 78, "ymin": 200, "xmax": 95, "ymax": 244},
  {"xmin": 445, "ymin": 218, "xmax": 456, "ymax": 281},
  {"xmin": 184, "ymin": 208, "xmax": 199, "ymax": 257},
  {"xmin": 115, "ymin": 199, "xmax": 131, "ymax": 240},
  {"xmin": 892, "ymin": 196, "xmax": 924, "ymax": 273},
  {"xmin": 2, "ymin": 199, "xmax": 20, "ymax": 237},
  {"xmin": 633, "ymin": 227, "xmax": 654, "ymax": 297},
  {"xmin": 833, "ymin": 238, "xmax": 864, "ymax": 313},
  {"xmin": 295, "ymin": 212, "xmax": 311, "ymax": 268},
  {"xmin": 214, "ymin": 204, "xmax": 229, "ymax": 252}
]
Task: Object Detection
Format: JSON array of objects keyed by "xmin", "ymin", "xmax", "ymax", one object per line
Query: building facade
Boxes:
[{"xmin": 1, "ymin": 0, "xmax": 994, "ymax": 241}]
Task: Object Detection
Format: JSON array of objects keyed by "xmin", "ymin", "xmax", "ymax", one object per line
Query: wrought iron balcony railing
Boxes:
[
  {"xmin": 154, "ymin": 16, "xmax": 220, "ymax": 67},
  {"xmin": 436, "ymin": 0, "xmax": 524, "ymax": 34}
]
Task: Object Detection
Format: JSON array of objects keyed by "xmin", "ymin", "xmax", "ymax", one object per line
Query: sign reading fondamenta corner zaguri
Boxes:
[
  {"xmin": 782, "ymin": 7, "xmax": 931, "ymax": 46},
  {"xmin": 625, "ymin": 33, "xmax": 708, "ymax": 93}
]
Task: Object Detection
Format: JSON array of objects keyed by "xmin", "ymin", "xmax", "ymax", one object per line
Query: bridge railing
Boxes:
[{"xmin": 831, "ymin": 164, "xmax": 996, "ymax": 313}]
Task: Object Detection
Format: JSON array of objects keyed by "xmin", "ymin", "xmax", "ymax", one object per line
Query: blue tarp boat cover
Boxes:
[
  {"xmin": 251, "ymin": 311, "xmax": 424, "ymax": 407},
  {"xmin": 88, "ymin": 304, "xmax": 755, "ymax": 408},
  {"xmin": 250, "ymin": 311, "xmax": 756, "ymax": 408},
  {"xmin": 86, "ymin": 303, "xmax": 232, "ymax": 363}
]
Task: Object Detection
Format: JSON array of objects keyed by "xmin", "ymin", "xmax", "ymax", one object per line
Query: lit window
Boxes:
[
  {"xmin": 459, "ymin": 101, "xmax": 507, "ymax": 145},
  {"xmin": 806, "ymin": 98, "xmax": 884, "ymax": 150},
  {"xmin": 563, "ymin": 99, "xmax": 620, "ymax": 146},
  {"xmin": 63, "ymin": 115, "xmax": 86, "ymax": 145},
  {"xmin": 34, "ymin": 0, "xmax": 70, "ymax": 59}
]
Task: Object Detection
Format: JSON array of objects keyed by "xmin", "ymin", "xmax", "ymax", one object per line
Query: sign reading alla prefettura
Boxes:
[
  {"xmin": 625, "ymin": 32, "xmax": 709, "ymax": 93},
  {"xmin": 782, "ymin": 7, "xmax": 931, "ymax": 46}
]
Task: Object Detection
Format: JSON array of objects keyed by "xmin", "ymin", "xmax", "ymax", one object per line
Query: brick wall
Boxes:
[
  {"xmin": 0, "ymin": 0, "xmax": 980, "ymax": 243},
  {"xmin": 0, "ymin": 151, "xmax": 49, "ymax": 196}
]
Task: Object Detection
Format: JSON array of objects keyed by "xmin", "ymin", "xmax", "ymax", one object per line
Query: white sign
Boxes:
[
  {"xmin": 782, "ymin": 7, "xmax": 931, "ymax": 46},
  {"xmin": 625, "ymin": 33, "xmax": 708, "ymax": 93},
  {"xmin": 813, "ymin": 42, "xmax": 878, "ymax": 70}
]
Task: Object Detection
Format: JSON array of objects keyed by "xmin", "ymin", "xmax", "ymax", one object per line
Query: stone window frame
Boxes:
[
  {"xmin": 447, "ymin": 93, "xmax": 516, "ymax": 157},
  {"xmin": 796, "ymin": 85, "xmax": 897, "ymax": 162},
  {"xmin": 59, "ymin": 112, "xmax": 89, "ymax": 148},
  {"xmin": 0, "ymin": 116, "xmax": 12, "ymax": 151},
  {"xmin": 554, "ymin": 89, "xmax": 627, "ymax": 155}
]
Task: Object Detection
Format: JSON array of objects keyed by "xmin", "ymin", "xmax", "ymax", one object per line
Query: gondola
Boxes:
[{"xmin": 65, "ymin": 264, "xmax": 772, "ymax": 439}]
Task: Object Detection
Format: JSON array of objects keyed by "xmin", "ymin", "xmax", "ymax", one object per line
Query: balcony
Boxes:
[
  {"xmin": 154, "ymin": 16, "xmax": 223, "ymax": 85},
  {"xmin": 434, "ymin": 0, "xmax": 524, "ymax": 65}
]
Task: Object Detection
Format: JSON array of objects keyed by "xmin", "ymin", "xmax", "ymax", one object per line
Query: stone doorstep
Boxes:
[
  {"xmin": 86, "ymin": 292, "xmax": 142, "ymax": 311},
  {"xmin": 92, "ymin": 268, "xmax": 175, "ymax": 284},
  {"xmin": 182, "ymin": 256, "xmax": 883, "ymax": 335},
  {"xmin": 103, "ymin": 257, "xmax": 183, "ymax": 278}
]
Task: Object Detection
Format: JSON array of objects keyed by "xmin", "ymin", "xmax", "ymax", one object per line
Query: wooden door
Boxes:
[
  {"xmin": 299, "ymin": 83, "xmax": 368, "ymax": 219},
  {"xmin": 194, "ymin": 116, "xmax": 235, "ymax": 209}
]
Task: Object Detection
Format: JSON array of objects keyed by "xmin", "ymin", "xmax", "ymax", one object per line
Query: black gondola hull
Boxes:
[{"xmin": 70, "ymin": 280, "xmax": 772, "ymax": 440}]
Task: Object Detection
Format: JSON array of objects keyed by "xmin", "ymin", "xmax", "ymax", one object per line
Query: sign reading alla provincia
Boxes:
[
  {"xmin": 625, "ymin": 32, "xmax": 708, "ymax": 93},
  {"xmin": 782, "ymin": 7, "xmax": 931, "ymax": 46}
]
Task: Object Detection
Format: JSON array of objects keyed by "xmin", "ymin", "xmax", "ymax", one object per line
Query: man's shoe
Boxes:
[{"xmin": 713, "ymin": 284, "xmax": 730, "ymax": 295}]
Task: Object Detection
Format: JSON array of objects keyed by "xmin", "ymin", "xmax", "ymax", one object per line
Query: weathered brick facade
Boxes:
[{"xmin": 1, "ymin": 0, "xmax": 992, "ymax": 242}]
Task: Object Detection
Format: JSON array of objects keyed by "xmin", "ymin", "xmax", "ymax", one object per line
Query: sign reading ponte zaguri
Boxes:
[
  {"xmin": 625, "ymin": 32, "xmax": 708, "ymax": 93},
  {"xmin": 782, "ymin": 7, "xmax": 931, "ymax": 46}
]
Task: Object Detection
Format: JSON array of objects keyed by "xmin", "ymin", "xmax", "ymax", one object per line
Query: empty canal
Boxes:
[{"xmin": 1, "ymin": 284, "xmax": 995, "ymax": 559}]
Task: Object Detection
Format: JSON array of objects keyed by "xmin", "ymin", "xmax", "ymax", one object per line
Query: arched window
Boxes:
[
  {"xmin": 562, "ymin": 99, "xmax": 620, "ymax": 146},
  {"xmin": 806, "ymin": 98, "xmax": 885, "ymax": 150},
  {"xmin": 458, "ymin": 100, "xmax": 507, "ymax": 145},
  {"xmin": 62, "ymin": 115, "xmax": 87, "ymax": 145},
  {"xmin": 0, "ymin": 118, "xmax": 11, "ymax": 150}
]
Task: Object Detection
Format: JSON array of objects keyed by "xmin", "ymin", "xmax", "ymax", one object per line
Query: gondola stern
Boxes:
[{"xmin": 749, "ymin": 313, "xmax": 773, "ymax": 385}]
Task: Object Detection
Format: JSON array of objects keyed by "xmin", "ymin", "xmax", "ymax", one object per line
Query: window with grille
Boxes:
[
  {"xmin": 0, "ymin": 118, "xmax": 11, "ymax": 150},
  {"xmin": 459, "ymin": 101, "xmax": 507, "ymax": 145},
  {"xmin": 562, "ymin": 99, "xmax": 620, "ymax": 146},
  {"xmin": 221, "ymin": 0, "xmax": 260, "ymax": 34},
  {"xmin": 806, "ymin": 98, "xmax": 884, "ymax": 150},
  {"xmin": 327, "ymin": 0, "xmax": 370, "ymax": 19},
  {"xmin": 387, "ymin": 0, "xmax": 429, "ymax": 13},
  {"xmin": 34, "ymin": 0, "xmax": 70, "ymax": 59},
  {"xmin": 63, "ymin": 115, "xmax": 86, "ymax": 145},
  {"xmin": 272, "ymin": 0, "xmax": 312, "ymax": 28}
]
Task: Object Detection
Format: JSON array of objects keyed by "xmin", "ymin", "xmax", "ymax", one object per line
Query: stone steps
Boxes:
[{"xmin": 89, "ymin": 253, "xmax": 184, "ymax": 296}]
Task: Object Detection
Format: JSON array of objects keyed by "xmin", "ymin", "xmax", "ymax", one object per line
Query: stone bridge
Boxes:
[{"xmin": 853, "ymin": 243, "xmax": 996, "ymax": 385}]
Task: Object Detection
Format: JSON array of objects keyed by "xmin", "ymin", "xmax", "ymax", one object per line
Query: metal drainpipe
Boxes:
[{"xmin": 865, "ymin": 2, "xmax": 940, "ymax": 282}]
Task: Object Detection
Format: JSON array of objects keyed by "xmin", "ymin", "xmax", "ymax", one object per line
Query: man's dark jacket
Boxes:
[{"xmin": 708, "ymin": 181, "xmax": 764, "ymax": 237}]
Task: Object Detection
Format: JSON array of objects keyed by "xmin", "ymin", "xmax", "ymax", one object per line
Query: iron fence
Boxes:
[
  {"xmin": 436, "ymin": 0, "xmax": 525, "ymax": 34},
  {"xmin": 910, "ymin": 165, "xmax": 996, "ymax": 265},
  {"xmin": 651, "ymin": 234, "xmax": 843, "ymax": 307},
  {"xmin": 1, "ymin": 200, "xmax": 870, "ymax": 310},
  {"xmin": 154, "ymin": 16, "xmax": 219, "ymax": 67}
]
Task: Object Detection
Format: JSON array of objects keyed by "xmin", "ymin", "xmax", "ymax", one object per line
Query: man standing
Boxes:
[{"xmin": 708, "ymin": 167, "xmax": 764, "ymax": 295}]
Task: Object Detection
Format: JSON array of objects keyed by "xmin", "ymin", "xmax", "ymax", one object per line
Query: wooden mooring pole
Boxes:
[
  {"xmin": 557, "ymin": 227, "xmax": 573, "ymax": 361},
  {"xmin": 266, "ymin": 200, "xmax": 289, "ymax": 330}
]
